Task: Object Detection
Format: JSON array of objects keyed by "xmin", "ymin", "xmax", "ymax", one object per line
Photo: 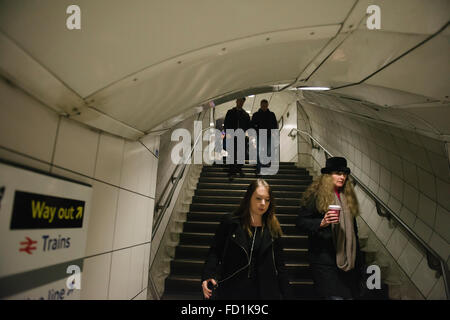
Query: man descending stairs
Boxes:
[{"xmin": 162, "ymin": 162, "xmax": 316, "ymax": 300}]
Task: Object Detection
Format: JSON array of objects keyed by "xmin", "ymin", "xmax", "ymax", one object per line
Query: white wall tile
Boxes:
[
  {"xmin": 86, "ymin": 181, "xmax": 119, "ymax": 256},
  {"xmin": 361, "ymin": 153, "xmax": 371, "ymax": 174},
  {"xmin": 399, "ymin": 206, "xmax": 417, "ymax": 229},
  {"xmin": 377, "ymin": 187, "xmax": 390, "ymax": 204},
  {"xmin": 427, "ymin": 152, "xmax": 450, "ymax": 184},
  {"xmin": 417, "ymin": 193, "xmax": 436, "ymax": 228},
  {"xmin": 370, "ymin": 160, "xmax": 380, "ymax": 184},
  {"xmin": 375, "ymin": 218, "xmax": 395, "ymax": 245},
  {"xmin": 51, "ymin": 166, "xmax": 93, "ymax": 186},
  {"xmin": 434, "ymin": 206, "xmax": 450, "ymax": 243},
  {"xmin": 417, "ymin": 167, "xmax": 436, "ymax": 201},
  {"xmin": 145, "ymin": 199, "xmax": 155, "ymax": 242},
  {"xmin": 428, "ymin": 232, "xmax": 450, "ymax": 263},
  {"xmin": 435, "ymin": 178, "xmax": 450, "ymax": 211},
  {"xmin": 149, "ymin": 156, "xmax": 158, "ymax": 198},
  {"xmin": 390, "ymin": 174, "xmax": 404, "ymax": 202},
  {"xmin": 411, "ymin": 258, "xmax": 439, "ymax": 298},
  {"xmin": 386, "ymin": 228, "xmax": 408, "ymax": 259},
  {"xmin": 403, "ymin": 183, "xmax": 419, "ymax": 213},
  {"xmin": 120, "ymin": 141, "xmax": 154, "ymax": 196},
  {"xmin": 0, "ymin": 147, "xmax": 51, "ymax": 172},
  {"xmin": 0, "ymin": 80, "xmax": 58, "ymax": 162},
  {"xmin": 387, "ymin": 196, "xmax": 402, "ymax": 215},
  {"xmin": 109, "ymin": 249, "xmax": 131, "ymax": 300},
  {"xmin": 95, "ymin": 133, "xmax": 125, "ymax": 186},
  {"xmin": 81, "ymin": 253, "xmax": 111, "ymax": 300},
  {"xmin": 53, "ymin": 118, "xmax": 99, "ymax": 176},
  {"xmin": 367, "ymin": 206, "xmax": 383, "ymax": 231},
  {"xmin": 402, "ymin": 159, "xmax": 418, "ymax": 188},
  {"xmin": 142, "ymin": 243, "xmax": 151, "ymax": 290},
  {"xmin": 379, "ymin": 166, "xmax": 391, "ymax": 191},
  {"xmin": 388, "ymin": 153, "xmax": 402, "ymax": 176},
  {"xmin": 113, "ymin": 190, "xmax": 151, "ymax": 250},
  {"xmin": 398, "ymin": 241, "xmax": 424, "ymax": 276},
  {"xmin": 405, "ymin": 143, "xmax": 430, "ymax": 170},
  {"xmin": 427, "ymin": 277, "xmax": 446, "ymax": 300},
  {"xmin": 129, "ymin": 245, "xmax": 145, "ymax": 299},
  {"xmin": 413, "ymin": 218, "xmax": 433, "ymax": 243}
]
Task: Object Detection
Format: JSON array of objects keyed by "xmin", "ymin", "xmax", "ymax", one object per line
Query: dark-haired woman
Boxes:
[
  {"xmin": 201, "ymin": 179, "xmax": 292, "ymax": 300},
  {"xmin": 296, "ymin": 157, "xmax": 364, "ymax": 300}
]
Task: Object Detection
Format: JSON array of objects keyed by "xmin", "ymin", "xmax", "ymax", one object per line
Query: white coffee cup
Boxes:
[{"xmin": 328, "ymin": 205, "xmax": 341, "ymax": 224}]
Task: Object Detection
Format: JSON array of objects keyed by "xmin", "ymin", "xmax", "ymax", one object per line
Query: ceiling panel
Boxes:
[
  {"xmin": 331, "ymin": 83, "xmax": 432, "ymax": 107},
  {"xmin": 0, "ymin": 0, "xmax": 354, "ymax": 97},
  {"xmin": 365, "ymin": 26, "xmax": 450, "ymax": 101},
  {"xmin": 89, "ymin": 28, "xmax": 337, "ymax": 131},
  {"xmin": 307, "ymin": 29, "xmax": 429, "ymax": 87}
]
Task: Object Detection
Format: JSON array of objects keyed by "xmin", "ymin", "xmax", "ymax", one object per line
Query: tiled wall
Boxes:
[
  {"xmin": 0, "ymin": 79, "xmax": 160, "ymax": 300},
  {"xmin": 279, "ymin": 101, "xmax": 298, "ymax": 162},
  {"xmin": 297, "ymin": 99, "xmax": 449, "ymax": 299}
]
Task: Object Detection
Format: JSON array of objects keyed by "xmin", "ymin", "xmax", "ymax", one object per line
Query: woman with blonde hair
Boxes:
[
  {"xmin": 202, "ymin": 179, "xmax": 292, "ymax": 300},
  {"xmin": 296, "ymin": 157, "xmax": 364, "ymax": 300}
]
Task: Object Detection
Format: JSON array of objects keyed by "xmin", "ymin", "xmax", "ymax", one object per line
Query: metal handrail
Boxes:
[
  {"xmin": 152, "ymin": 125, "xmax": 212, "ymax": 240},
  {"xmin": 291, "ymin": 128, "xmax": 449, "ymax": 299}
]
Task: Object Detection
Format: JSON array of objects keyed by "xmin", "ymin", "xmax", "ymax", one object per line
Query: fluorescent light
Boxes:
[
  {"xmin": 248, "ymin": 95, "xmax": 255, "ymax": 98},
  {"xmin": 297, "ymin": 86, "xmax": 330, "ymax": 91}
]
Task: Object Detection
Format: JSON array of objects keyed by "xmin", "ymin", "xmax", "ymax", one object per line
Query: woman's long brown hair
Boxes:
[
  {"xmin": 300, "ymin": 174, "xmax": 360, "ymax": 216},
  {"xmin": 233, "ymin": 179, "xmax": 283, "ymax": 238}
]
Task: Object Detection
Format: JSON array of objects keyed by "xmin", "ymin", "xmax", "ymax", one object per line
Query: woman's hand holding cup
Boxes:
[{"xmin": 320, "ymin": 205, "xmax": 341, "ymax": 227}]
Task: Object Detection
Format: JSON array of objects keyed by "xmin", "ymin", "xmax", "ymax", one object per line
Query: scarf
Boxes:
[{"xmin": 331, "ymin": 192, "xmax": 356, "ymax": 272}]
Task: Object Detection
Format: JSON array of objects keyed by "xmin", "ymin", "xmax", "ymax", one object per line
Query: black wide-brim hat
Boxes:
[{"xmin": 321, "ymin": 157, "xmax": 351, "ymax": 174}]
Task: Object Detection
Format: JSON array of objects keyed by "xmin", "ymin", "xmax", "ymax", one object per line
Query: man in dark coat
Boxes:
[
  {"xmin": 251, "ymin": 99, "xmax": 278, "ymax": 174},
  {"xmin": 224, "ymin": 97, "xmax": 251, "ymax": 177}
]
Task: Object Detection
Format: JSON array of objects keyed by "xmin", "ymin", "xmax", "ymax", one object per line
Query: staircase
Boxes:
[{"xmin": 161, "ymin": 162, "xmax": 317, "ymax": 300}]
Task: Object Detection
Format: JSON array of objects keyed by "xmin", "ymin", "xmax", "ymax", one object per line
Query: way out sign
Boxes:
[{"xmin": 0, "ymin": 161, "xmax": 92, "ymax": 299}]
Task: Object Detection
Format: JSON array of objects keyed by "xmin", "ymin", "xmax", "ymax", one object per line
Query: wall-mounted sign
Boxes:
[{"xmin": 0, "ymin": 162, "xmax": 92, "ymax": 299}]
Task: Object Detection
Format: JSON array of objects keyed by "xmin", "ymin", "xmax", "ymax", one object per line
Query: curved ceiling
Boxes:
[{"xmin": 0, "ymin": 0, "xmax": 448, "ymax": 140}]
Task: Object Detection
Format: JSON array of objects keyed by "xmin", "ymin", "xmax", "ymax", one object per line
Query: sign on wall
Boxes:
[{"xmin": 0, "ymin": 162, "xmax": 92, "ymax": 299}]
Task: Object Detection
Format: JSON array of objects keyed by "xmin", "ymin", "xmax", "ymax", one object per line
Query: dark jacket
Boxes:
[
  {"xmin": 251, "ymin": 109, "xmax": 278, "ymax": 131},
  {"xmin": 296, "ymin": 203, "xmax": 363, "ymax": 267},
  {"xmin": 296, "ymin": 201, "xmax": 364, "ymax": 298},
  {"xmin": 202, "ymin": 214, "xmax": 292, "ymax": 300},
  {"xmin": 224, "ymin": 107, "xmax": 251, "ymax": 131}
]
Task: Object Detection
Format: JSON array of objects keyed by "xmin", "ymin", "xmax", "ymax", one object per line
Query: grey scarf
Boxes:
[{"xmin": 331, "ymin": 192, "xmax": 356, "ymax": 272}]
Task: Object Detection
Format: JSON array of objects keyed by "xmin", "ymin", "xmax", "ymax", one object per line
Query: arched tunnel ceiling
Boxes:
[{"xmin": 0, "ymin": 0, "xmax": 448, "ymax": 140}]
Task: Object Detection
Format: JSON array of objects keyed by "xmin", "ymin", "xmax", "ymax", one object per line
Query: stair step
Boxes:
[
  {"xmin": 197, "ymin": 183, "xmax": 308, "ymax": 191},
  {"xmin": 189, "ymin": 203, "xmax": 300, "ymax": 214},
  {"xmin": 170, "ymin": 259, "xmax": 205, "ymax": 275},
  {"xmin": 200, "ymin": 172, "xmax": 311, "ymax": 180},
  {"xmin": 192, "ymin": 195, "xmax": 301, "ymax": 206},
  {"xmin": 198, "ymin": 176, "xmax": 312, "ymax": 185},
  {"xmin": 182, "ymin": 221, "xmax": 300, "ymax": 235},
  {"xmin": 178, "ymin": 232, "xmax": 308, "ymax": 248},
  {"xmin": 186, "ymin": 211, "xmax": 299, "ymax": 224},
  {"xmin": 203, "ymin": 167, "xmax": 308, "ymax": 175},
  {"xmin": 209, "ymin": 162, "xmax": 302, "ymax": 169},
  {"xmin": 195, "ymin": 189, "xmax": 303, "ymax": 198},
  {"xmin": 164, "ymin": 274, "xmax": 202, "ymax": 293}
]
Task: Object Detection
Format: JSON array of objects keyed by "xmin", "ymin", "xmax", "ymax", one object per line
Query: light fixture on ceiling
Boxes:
[{"xmin": 297, "ymin": 86, "xmax": 330, "ymax": 91}]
